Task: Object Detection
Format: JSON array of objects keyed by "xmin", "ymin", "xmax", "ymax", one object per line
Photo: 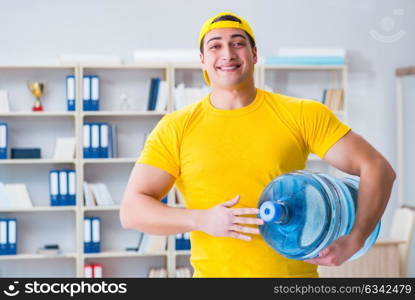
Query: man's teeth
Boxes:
[{"xmin": 220, "ymin": 66, "xmax": 238, "ymax": 70}]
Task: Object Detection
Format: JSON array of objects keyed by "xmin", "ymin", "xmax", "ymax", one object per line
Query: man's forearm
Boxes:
[
  {"xmin": 120, "ymin": 193, "xmax": 203, "ymax": 235},
  {"xmin": 350, "ymin": 158, "xmax": 396, "ymax": 243}
]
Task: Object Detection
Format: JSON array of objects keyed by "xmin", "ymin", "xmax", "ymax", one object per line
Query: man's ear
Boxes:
[
  {"xmin": 252, "ymin": 46, "xmax": 258, "ymax": 64},
  {"xmin": 200, "ymin": 52, "xmax": 206, "ymax": 69}
]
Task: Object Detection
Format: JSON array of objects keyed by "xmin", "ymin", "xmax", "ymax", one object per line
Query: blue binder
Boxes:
[
  {"xmin": 84, "ymin": 217, "xmax": 92, "ymax": 253},
  {"xmin": 91, "ymin": 123, "xmax": 100, "ymax": 159},
  {"xmin": 83, "ymin": 76, "xmax": 91, "ymax": 111},
  {"xmin": 59, "ymin": 170, "xmax": 68, "ymax": 206},
  {"xmin": 49, "ymin": 170, "xmax": 60, "ymax": 206},
  {"xmin": 7, "ymin": 219, "xmax": 16, "ymax": 255},
  {"xmin": 151, "ymin": 78, "xmax": 161, "ymax": 110},
  {"xmin": 0, "ymin": 219, "xmax": 8, "ymax": 255},
  {"xmin": 147, "ymin": 78, "xmax": 156, "ymax": 111},
  {"xmin": 99, "ymin": 123, "xmax": 109, "ymax": 158},
  {"xmin": 66, "ymin": 75, "xmax": 76, "ymax": 111},
  {"xmin": 90, "ymin": 75, "xmax": 100, "ymax": 111},
  {"xmin": 0, "ymin": 123, "xmax": 8, "ymax": 159},
  {"xmin": 67, "ymin": 170, "xmax": 76, "ymax": 206},
  {"xmin": 83, "ymin": 123, "xmax": 91, "ymax": 159},
  {"xmin": 91, "ymin": 217, "xmax": 101, "ymax": 253},
  {"xmin": 175, "ymin": 232, "xmax": 191, "ymax": 250},
  {"xmin": 161, "ymin": 196, "xmax": 167, "ymax": 204}
]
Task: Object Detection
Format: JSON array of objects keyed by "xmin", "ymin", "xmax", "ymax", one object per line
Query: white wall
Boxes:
[{"xmin": 1, "ymin": 0, "xmax": 414, "ymax": 275}]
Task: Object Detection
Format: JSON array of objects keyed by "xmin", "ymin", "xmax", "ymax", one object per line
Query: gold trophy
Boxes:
[{"xmin": 27, "ymin": 81, "xmax": 45, "ymax": 111}]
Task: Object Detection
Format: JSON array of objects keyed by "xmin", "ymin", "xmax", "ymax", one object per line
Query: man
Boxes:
[{"xmin": 120, "ymin": 12, "xmax": 396, "ymax": 277}]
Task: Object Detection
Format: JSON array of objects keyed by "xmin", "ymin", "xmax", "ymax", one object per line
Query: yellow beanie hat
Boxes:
[{"xmin": 199, "ymin": 12, "xmax": 256, "ymax": 86}]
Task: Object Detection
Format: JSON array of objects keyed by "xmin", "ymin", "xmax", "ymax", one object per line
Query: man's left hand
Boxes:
[{"xmin": 304, "ymin": 234, "xmax": 364, "ymax": 266}]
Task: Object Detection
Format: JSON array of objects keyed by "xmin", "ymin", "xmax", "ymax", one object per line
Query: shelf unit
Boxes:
[{"xmin": 0, "ymin": 62, "xmax": 348, "ymax": 277}]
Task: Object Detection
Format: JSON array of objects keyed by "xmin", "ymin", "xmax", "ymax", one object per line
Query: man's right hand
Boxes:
[{"xmin": 196, "ymin": 195, "xmax": 264, "ymax": 241}]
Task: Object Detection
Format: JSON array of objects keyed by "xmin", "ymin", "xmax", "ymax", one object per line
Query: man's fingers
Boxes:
[
  {"xmin": 233, "ymin": 217, "xmax": 264, "ymax": 225},
  {"xmin": 229, "ymin": 225, "xmax": 260, "ymax": 235},
  {"xmin": 222, "ymin": 195, "xmax": 240, "ymax": 208},
  {"xmin": 228, "ymin": 231, "xmax": 252, "ymax": 241},
  {"xmin": 231, "ymin": 207, "xmax": 260, "ymax": 215}
]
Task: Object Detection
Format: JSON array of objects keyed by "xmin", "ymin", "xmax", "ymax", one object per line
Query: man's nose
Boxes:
[{"xmin": 220, "ymin": 44, "xmax": 237, "ymax": 60}]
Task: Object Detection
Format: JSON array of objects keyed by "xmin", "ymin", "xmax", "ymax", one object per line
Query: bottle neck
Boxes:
[{"xmin": 259, "ymin": 199, "xmax": 289, "ymax": 224}]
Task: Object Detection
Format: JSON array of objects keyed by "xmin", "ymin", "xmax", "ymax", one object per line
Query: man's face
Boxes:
[{"xmin": 200, "ymin": 28, "xmax": 257, "ymax": 88}]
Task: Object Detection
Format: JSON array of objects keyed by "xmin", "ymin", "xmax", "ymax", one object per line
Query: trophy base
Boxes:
[{"xmin": 32, "ymin": 106, "xmax": 43, "ymax": 112}]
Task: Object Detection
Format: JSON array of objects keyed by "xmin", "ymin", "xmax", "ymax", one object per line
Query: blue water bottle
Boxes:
[{"xmin": 258, "ymin": 170, "xmax": 381, "ymax": 260}]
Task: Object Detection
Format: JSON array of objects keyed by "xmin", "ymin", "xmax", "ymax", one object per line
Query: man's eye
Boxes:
[
  {"xmin": 233, "ymin": 42, "xmax": 245, "ymax": 47},
  {"xmin": 209, "ymin": 45, "xmax": 220, "ymax": 50}
]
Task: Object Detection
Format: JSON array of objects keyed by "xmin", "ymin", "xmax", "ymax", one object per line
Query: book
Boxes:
[
  {"xmin": 4, "ymin": 184, "xmax": 33, "ymax": 208},
  {"xmin": 53, "ymin": 137, "xmax": 76, "ymax": 160}
]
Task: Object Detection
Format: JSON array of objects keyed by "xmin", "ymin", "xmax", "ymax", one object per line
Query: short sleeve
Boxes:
[
  {"xmin": 137, "ymin": 114, "xmax": 181, "ymax": 178},
  {"xmin": 300, "ymin": 100, "xmax": 351, "ymax": 158}
]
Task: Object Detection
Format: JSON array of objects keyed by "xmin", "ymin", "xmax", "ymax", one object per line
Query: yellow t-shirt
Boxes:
[{"xmin": 137, "ymin": 88, "xmax": 351, "ymax": 277}]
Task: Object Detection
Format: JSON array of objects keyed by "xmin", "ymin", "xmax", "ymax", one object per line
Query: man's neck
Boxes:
[{"xmin": 209, "ymin": 83, "xmax": 257, "ymax": 110}]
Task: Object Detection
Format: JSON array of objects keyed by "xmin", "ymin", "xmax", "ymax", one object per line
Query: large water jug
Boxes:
[{"xmin": 258, "ymin": 170, "xmax": 381, "ymax": 260}]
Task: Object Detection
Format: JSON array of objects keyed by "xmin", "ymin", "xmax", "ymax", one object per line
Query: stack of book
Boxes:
[
  {"xmin": 176, "ymin": 267, "xmax": 192, "ymax": 278},
  {"xmin": 83, "ymin": 217, "xmax": 101, "ymax": 253},
  {"xmin": 84, "ymin": 264, "xmax": 103, "ymax": 278},
  {"xmin": 0, "ymin": 218, "xmax": 17, "ymax": 255},
  {"xmin": 0, "ymin": 182, "xmax": 33, "ymax": 209},
  {"xmin": 0, "ymin": 122, "xmax": 8, "ymax": 159},
  {"xmin": 322, "ymin": 88, "xmax": 344, "ymax": 111},
  {"xmin": 83, "ymin": 122, "xmax": 117, "ymax": 159},
  {"xmin": 266, "ymin": 48, "xmax": 346, "ymax": 65},
  {"xmin": 173, "ymin": 83, "xmax": 210, "ymax": 110},
  {"xmin": 49, "ymin": 170, "xmax": 76, "ymax": 206},
  {"xmin": 175, "ymin": 232, "xmax": 191, "ymax": 250},
  {"xmin": 148, "ymin": 267, "xmax": 167, "ymax": 278},
  {"xmin": 83, "ymin": 182, "xmax": 115, "ymax": 207},
  {"xmin": 146, "ymin": 77, "xmax": 168, "ymax": 111},
  {"xmin": 82, "ymin": 75, "xmax": 100, "ymax": 111}
]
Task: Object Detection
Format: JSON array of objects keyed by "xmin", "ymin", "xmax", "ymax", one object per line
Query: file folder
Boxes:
[
  {"xmin": 59, "ymin": 170, "xmax": 68, "ymax": 205},
  {"xmin": 0, "ymin": 123, "xmax": 7, "ymax": 159},
  {"xmin": 108, "ymin": 124, "xmax": 117, "ymax": 158},
  {"xmin": 90, "ymin": 75, "xmax": 100, "ymax": 111},
  {"xmin": 100, "ymin": 123, "xmax": 109, "ymax": 158},
  {"xmin": 7, "ymin": 219, "xmax": 16, "ymax": 255},
  {"xmin": 84, "ymin": 217, "xmax": 92, "ymax": 253},
  {"xmin": 83, "ymin": 123, "xmax": 91, "ymax": 158},
  {"xmin": 183, "ymin": 232, "xmax": 191, "ymax": 250},
  {"xmin": 66, "ymin": 75, "xmax": 76, "ymax": 111},
  {"xmin": 175, "ymin": 233, "xmax": 183, "ymax": 250},
  {"xmin": 49, "ymin": 170, "xmax": 60, "ymax": 206},
  {"xmin": 93, "ymin": 264, "xmax": 103, "ymax": 278},
  {"xmin": 67, "ymin": 170, "xmax": 76, "ymax": 205},
  {"xmin": 0, "ymin": 219, "xmax": 7, "ymax": 255},
  {"xmin": 91, "ymin": 123, "xmax": 100, "ymax": 158},
  {"xmin": 91, "ymin": 217, "xmax": 101, "ymax": 253},
  {"xmin": 84, "ymin": 264, "xmax": 93, "ymax": 278},
  {"xmin": 83, "ymin": 76, "xmax": 91, "ymax": 111}
]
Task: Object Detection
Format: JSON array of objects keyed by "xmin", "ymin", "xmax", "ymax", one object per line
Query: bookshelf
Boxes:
[{"xmin": 0, "ymin": 62, "xmax": 348, "ymax": 277}]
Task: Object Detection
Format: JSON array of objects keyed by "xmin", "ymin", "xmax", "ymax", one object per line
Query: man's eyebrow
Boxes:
[
  {"xmin": 206, "ymin": 34, "xmax": 247, "ymax": 45},
  {"xmin": 230, "ymin": 34, "xmax": 247, "ymax": 40}
]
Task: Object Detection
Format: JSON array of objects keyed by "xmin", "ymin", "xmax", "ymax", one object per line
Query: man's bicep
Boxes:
[
  {"xmin": 323, "ymin": 130, "xmax": 382, "ymax": 176},
  {"xmin": 126, "ymin": 163, "xmax": 176, "ymax": 200}
]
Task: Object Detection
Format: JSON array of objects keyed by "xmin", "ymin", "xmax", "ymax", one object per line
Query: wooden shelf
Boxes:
[
  {"xmin": 83, "ymin": 206, "xmax": 119, "ymax": 212},
  {"xmin": 0, "ymin": 159, "xmax": 76, "ymax": 165},
  {"xmin": 0, "ymin": 112, "xmax": 76, "ymax": 117},
  {"xmin": 83, "ymin": 251, "xmax": 168, "ymax": 259},
  {"xmin": 82, "ymin": 158, "xmax": 136, "ymax": 164},
  {"xmin": 262, "ymin": 64, "xmax": 346, "ymax": 71},
  {"xmin": 81, "ymin": 111, "xmax": 168, "ymax": 117},
  {"xmin": 0, "ymin": 206, "xmax": 77, "ymax": 213},
  {"xmin": 0, "ymin": 253, "xmax": 77, "ymax": 260}
]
